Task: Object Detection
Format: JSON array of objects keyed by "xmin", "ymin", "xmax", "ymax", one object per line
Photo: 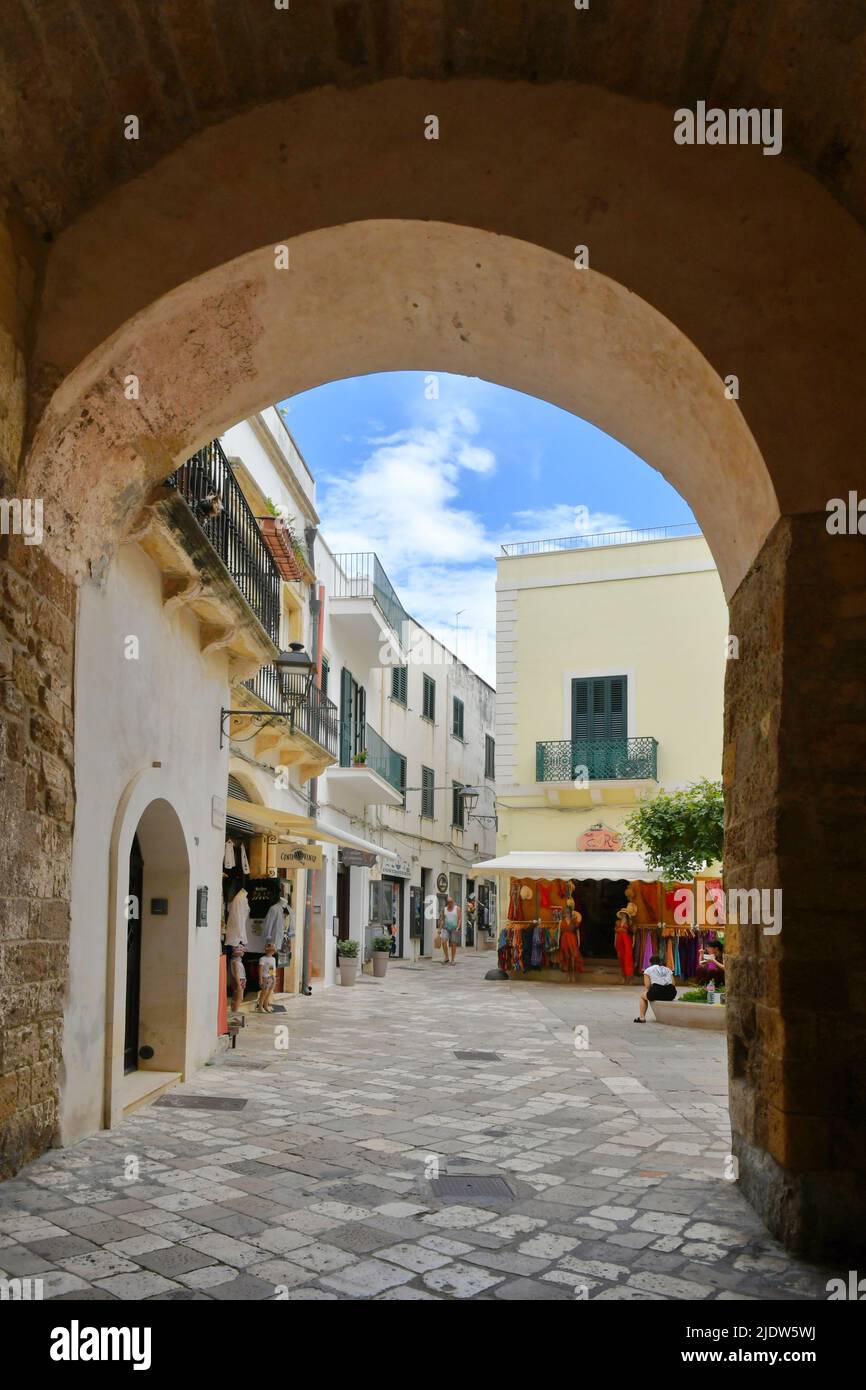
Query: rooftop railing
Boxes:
[
  {"xmin": 332, "ymin": 552, "xmax": 410, "ymax": 639},
  {"xmin": 501, "ymin": 522, "xmax": 701, "ymax": 557}
]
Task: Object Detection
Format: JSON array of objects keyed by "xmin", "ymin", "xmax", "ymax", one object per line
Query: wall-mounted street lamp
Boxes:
[
  {"xmin": 219, "ymin": 642, "xmax": 314, "ymax": 748},
  {"xmin": 459, "ymin": 785, "xmax": 497, "ymax": 828}
]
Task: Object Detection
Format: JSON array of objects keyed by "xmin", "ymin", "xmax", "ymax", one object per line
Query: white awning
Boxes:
[
  {"xmin": 470, "ymin": 850, "xmax": 661, "ymax": 881},
  {"xmin": 225, "ymin": 797, "xmax": 398, "ymax": 860}
]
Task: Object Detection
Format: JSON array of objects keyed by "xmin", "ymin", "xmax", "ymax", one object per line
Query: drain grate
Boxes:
[
  {"xmin": 453, "ymin": 1050, "xmax": 502, "ymax": 1062},
  {"xmin": 154, "ymin": 1094, "xmax": 247, "ymax": 1111},
  {"xmin": 430, "ymin": 1174, "xmax": 515, "ymax": 1204}
]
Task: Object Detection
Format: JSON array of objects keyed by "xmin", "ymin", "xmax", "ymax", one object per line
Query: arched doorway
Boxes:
[{"xmin": 2, "ymin": 72, "xmax": 864, "ymax": 1256}]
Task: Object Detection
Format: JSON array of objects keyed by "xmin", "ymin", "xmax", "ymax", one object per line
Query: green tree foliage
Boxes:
[{"xmin": 623, "ymin": 778, "xmax": 724, "ymax": 881}]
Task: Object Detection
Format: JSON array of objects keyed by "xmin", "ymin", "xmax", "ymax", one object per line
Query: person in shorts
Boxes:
[
  {"xmin": 635, "ymin": 954, "xmax": 676, "ymax": 1022},
  {"xmin": 439, "ymin": 896, "xmax": 462, "ymax": 965},
  {"xmin": 256, "ymin": 940, "xmax": 277, "ymax": 1012}
]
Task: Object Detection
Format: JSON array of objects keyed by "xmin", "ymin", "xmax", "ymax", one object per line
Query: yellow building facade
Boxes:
[{"xmin": 493, "ymin": 532, "xmax": 727, "ymax": 910}]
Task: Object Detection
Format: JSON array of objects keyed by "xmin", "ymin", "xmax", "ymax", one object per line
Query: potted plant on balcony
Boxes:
[
  {"xmin": 337, "ymin": 938, "xmax": 359, "ymax": 986},
  {"xmin": 372, "ymin": 935, "xmax": 392, "ymax": 978},
  {"xmin": 353, "ymin": 749, "xmax": 368, "ymax": 766}
]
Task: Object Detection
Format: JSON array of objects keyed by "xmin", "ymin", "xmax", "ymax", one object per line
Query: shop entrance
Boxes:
[
  {"xmin": 123, "ymin": 834, "xmax": 144, "ymax": 1074},
  {"xmin": 576, "ymin": 878, "xmax": 629, "ymax": 959}
]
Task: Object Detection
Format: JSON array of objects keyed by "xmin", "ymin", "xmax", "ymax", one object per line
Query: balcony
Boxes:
[
  {"xmin": 329, "ymin": 552, "xmax": 409, "ymax": 666},
  {"xmin": 228, "ymin": 668, "xmax": 340, "ymax": 779},
  {"xmin": 167, "ymin": 439, "xmax": 282, "ymax": 641},
  {"xmin": 129, "ymin": 439, "xmax": 282, "ymax": 681},
  {"xmin": 325, "ymin": 724, "xmax": 405, "ymax": 813},
  {"xmin": 536, "ymin": 737, "xmax": 659, "ymax": 784}
]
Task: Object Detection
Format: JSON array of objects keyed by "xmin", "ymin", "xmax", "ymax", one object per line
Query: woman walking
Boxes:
[{"xmin": 440, "ymin": 896, "xmax": 462, "ymax": 965}]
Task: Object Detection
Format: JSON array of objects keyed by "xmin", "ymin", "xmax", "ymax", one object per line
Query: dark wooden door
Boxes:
[
  {"xmin": 336, "ymin": 866, "xmax": 351, "ymax": 942},
  {"xmin": 124, "ymin": 834, "xmax": 144, "ymax": 1074}
]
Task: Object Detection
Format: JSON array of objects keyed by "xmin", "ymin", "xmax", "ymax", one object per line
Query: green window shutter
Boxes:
[
  {"xmin": 391, "ymin": 664, "xmax": 408, "ymax": 704},
  {"xmin": 422, "ymin": 766, "xmax": 434, "ymax": 817},
  {"xmin": 452, "ymin": 781, "xmax": 464, "ymax": 828},
  {"xmin": 340, "ymin": 667, "xmax": 353, "ymax": 766},
  {"xmin": 423, "ymin": 674, "xmax": 435, "ymax": 720},
  {"xmin": 398, "ymin": 755, "xmax": 407, "ymax": 806},
  {"xmin": 571, "ymin": 676, "xmax": 627, "ymax": 741},
  {"xmin": 485, "ymin": 735, "xmax": 495, "ymax": 779},
  {"xmin": 453, "ymin": 696, "xmax": 464, "ymax": 739}
]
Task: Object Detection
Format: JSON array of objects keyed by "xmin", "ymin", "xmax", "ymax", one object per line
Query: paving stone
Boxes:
[
  {"xmin": 495, "ymin": 1276, "xmax": 574, "ymax": 1300},
  {"xmin": 134, "ymin": 1245, "xmax": 219, "ymax": 1276},
  {"xmin": 289, "ymin": 1242, "xmax": 358, "ymax": 1275},
  {"xmin": 377, "ymin": 1242, "xmax": 454, "ymax": 1273},
  {"xmin": 208, "ymin": 1273, "xmax": 283, "ymax": 1300},
  {"xmin": 182, "ymin": 1233, "xmax": 261, "ymax": 1269},
  {"xmin": 422, "ymin": 1262, "xmax": 505, "ymax": 1298},
  {"xmin": 23, "ymin": 1235, "xmax": 99, "ymax": 1261},
  {"xmin": 320, "ymin": 1257, "xmax": 416, "ymax": 1297},
  {"xmin": 93, "ymin": 1271, "xmax": 179, "ymax": 1299},
  {"xmin": 0, "ymin": 1246, "xmax": 54, "ymax": 1274}
]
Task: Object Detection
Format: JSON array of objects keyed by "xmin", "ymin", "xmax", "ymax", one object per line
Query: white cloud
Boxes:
[{"xmin": 317, "ymin": 408, "xmax": 630, "ymax": 685}]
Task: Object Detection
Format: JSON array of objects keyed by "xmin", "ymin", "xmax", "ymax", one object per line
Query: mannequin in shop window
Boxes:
[{"xmin": 559, "ymin": 908, "xmax": 584, "ymax": 982}]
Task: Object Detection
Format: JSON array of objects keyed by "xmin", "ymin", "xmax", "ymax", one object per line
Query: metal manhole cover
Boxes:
[
  {"xmin": 453, "ymin": 1050, "xmax": 502, "ymax": 1062},
  {"xmin": 430, "ymin": 1174, "xmax": 515, "ymax": 1204},
  {"xmin": 154, "ymin": 1095, "xmax": 247, "ymax": 1111}
]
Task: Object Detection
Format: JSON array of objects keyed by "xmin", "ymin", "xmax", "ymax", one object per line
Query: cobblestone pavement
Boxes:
[{"xmin": 1, "ymin": 954, "xmax": 835, "ymax": 1301}]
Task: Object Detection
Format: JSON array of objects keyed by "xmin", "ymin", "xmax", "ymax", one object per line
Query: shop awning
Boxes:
[
  {"xmin": 225, "ymin": 798, "xmax": 398, "ymax": 860},
  {"xmin": 470, "ymin": 850, "xmax": 661, "ymax": 881}
]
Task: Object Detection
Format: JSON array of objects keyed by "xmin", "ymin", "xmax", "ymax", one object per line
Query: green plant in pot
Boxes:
[
  {"xmin": 372, "ymin": 934, "xmax": 392, "ymax": 979},
  {"xmin": 353, "ymin": 749, "xmax": 368, "ymax": 765},
  {"xmin": 337, "ymin": 938, "xmax": 359, "ymax": 986}
]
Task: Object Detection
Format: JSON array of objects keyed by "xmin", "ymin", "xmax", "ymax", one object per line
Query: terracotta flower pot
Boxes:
[
  {"xmin": 338, "ymin": 957, "xmax": 358, "ymax": 987},
  {"xmin": 372, "ymin": 950, "xmax": 390, "ymax": 978}
]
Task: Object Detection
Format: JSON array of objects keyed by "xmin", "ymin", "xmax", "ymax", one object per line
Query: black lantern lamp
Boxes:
[
  {"xmin": 274, "ymin": 641, "xmax": 315, "ymax": 710},
  {"xmin": 459, "ymin": 784, "xmax": 497, "ymax": 827},
  {"xmin": 220, "ymin": 641, "xmax": 315, "ymax": 748}
]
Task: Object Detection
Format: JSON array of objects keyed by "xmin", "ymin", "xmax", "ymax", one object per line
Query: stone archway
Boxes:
[{"xmin": 1, "ymin": 72, "xmax": 864, "ymax": 1258}]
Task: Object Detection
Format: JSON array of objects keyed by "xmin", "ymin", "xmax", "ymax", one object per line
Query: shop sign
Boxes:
[
  {"xmin": 436, "ymin": 872, "xmax": 449, "ymax": 893},
  {"xmin": 385, "ymin": 856, "xmax": 411, "ymax": 878},
  {"xmin": 276, "ymin": 845, "xmax": 323, "ymax": 870},
  {"xmin": 578, "ymin": 825, "xmax": 622, "ymax": 852},
  {"xmin": 339, "ymin": 848, "xmax": 378, "ymax": 868}
]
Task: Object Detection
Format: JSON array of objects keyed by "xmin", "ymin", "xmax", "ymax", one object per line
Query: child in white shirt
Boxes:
[{"xmin": 256, "ymin": 941, "xmax": 277, "ymax": 1013}]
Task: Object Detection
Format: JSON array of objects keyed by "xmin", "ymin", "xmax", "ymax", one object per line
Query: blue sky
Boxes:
[{"xmin": 280, "ymin": 372, "xmax": 695, "ymax": 685}]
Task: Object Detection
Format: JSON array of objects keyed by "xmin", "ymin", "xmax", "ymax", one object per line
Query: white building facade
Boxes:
[{"xmin": 222, "ymin": 411, "xmax": 498, "ymax": 989}]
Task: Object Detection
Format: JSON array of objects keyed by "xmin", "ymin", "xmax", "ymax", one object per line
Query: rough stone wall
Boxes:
[
  {"xmin": 726, "ymin": 514, "xmax": 866, "ymax": 1259},
  {"xmin": 0, "ymin": 207, "xmax": 71, "ymax": 1177},
  {"xmin": 0, "ymin": 1, "xmax": 863, "ymax": 236}
]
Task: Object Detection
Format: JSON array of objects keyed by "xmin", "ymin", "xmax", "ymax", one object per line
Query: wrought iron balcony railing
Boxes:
[
  {"xmin": 244, "ymin": 668, "xmax": 340, "ymax": 760},
  {"xmin": 536, "ymin": 737, "xmax": 659, "ymax": 782},
  {"xmin": 332, "ymin": 552, "xmax": 409, "ymax": 640},
  {"xmin": 167, "ymin": 438, "xmax": 281, "ymax": 642}
]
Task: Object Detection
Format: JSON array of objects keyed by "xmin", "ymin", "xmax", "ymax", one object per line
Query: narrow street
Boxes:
[{"xmin": 1, "ymin": 959, "xmax": 830, "ymax": 1302}]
